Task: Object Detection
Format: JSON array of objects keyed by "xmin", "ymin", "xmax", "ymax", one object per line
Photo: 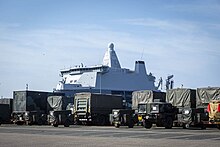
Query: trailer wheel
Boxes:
[
  {"xmin": 183, "ymin": 123, "xmax": 190, "ymax": 129},
  {"xmin": 114, "ymin": 123, "xmax": 120, "ymax": 128},
  {"xmin": 64, "ymin": 120, "xmax": 70, "ymax": 127},
  {"xmin": 164, "ymin": 117, "xmax": 173, "ymax": 129},
  {"xmin": 217, "ymin": 125, "xmax": 220, "ymax": 130},
  {"xmin": 97, "ymin": 115, "xmax": 106, "ymax": 126},
  {"xmin": 52, "ymin": 123, "xmax": 58, "ymax": 127},
  {"xmin": 200, "ymin": 124, "xmax": 206, "ymax": 130},
  {"xmin": 38, "ymin": 119, "xmax": 43, "ymax": 126},
  {"xmin": 128, "ymin": 121, "xmax": 134, "ymax": 128},
  {"xmin": 144, "ymin": 121, "xmax": 152, "ymax": 129},
  {"xmin": 16, "ymin": 121, "xmax": 24, "ymax": 125}
]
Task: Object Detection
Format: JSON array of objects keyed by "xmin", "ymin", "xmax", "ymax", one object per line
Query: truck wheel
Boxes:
[
  {"xmin": 200, "ymin": 124, "xmax": 206, "ymax": 130},
  {"xmin": 38, "ymin": 119, "xmax": 43, "ymax": 126},
  {"xmin": 16, "ymin": 121, "xmax": 24, "ymax": 125},
  {"xmin": 217, "ymin": 125, "xmax": 220, "ymax": 130},
  {"xmin": 183, "ymin": 123, "xmax": 190, "ymax": 129},
  {"xmin": 26, "ymin": 121, "xmax": 32, "ymax": 126},
  {"xmin": 64, "ymin": 120, "xmax": 70, "ymax": 127},
  {"xmin": 128, "ymin": 123, "xmax": 134, "ymax": 128},
  {"xmin": 114, "ymin": 123, "xmax": 120, "ymax": 128},
  {"xmin": 97, "ymin": 116, "xmax": 106, "ymax": 126},
  {"xmin": 53, "ymin": 123, "xmax": 58, "ymax": 127},
  {"xmin": 144, "ymin": 122, "xmax": 152, "ymax": 129},
  {"xmin": 164, "ymin": 117, "xmax": 173, "ymax": 129}
]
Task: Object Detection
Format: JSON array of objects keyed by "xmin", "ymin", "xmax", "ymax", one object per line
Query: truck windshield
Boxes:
[{"xmin": 138, "ymin": 104, "xmax": 146, "ymax": 113}]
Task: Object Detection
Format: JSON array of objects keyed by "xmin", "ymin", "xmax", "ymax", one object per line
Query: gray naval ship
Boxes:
[{"xmin": 55, "ymin": 43, "xmax": 167, "ymax": 105}]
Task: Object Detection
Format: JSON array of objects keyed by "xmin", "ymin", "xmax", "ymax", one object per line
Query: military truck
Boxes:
[
  {"xmin": 12, "ymin": 90, "xmax": 64, "ymax": 125},
  {"xmin": 47, "ymin": 96, "xmax": 73, "ymax": 127},
  {"xmin": 74, "ymin": 93, "xmax": 123, "ymax": 125},
  {"xmin": 166, "ymin": 88, "xmax": 207, "ymax": 129},
  {"xmin": 110, "ymin": 109, "xmax": 136, "ymax": 128},
  {"xmin": 140, "ymin": 101, "xmax": 176, "ymax": 129},
  {"xmin": 197, "ymin": 87, "xmax": 220, "ymax": 128},
  {"xmin": 132, "ymin": 90, "xmax": 166, "ymax": 126},
  {"xmin": 0, "ymin": 104, "xmax": 11, "ymax": 125}
]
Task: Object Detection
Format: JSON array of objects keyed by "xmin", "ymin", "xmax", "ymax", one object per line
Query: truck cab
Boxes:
[
  {"xmin": 138, "ymin": 102, "xmax": 175, "ymax": 129},
  {"xmin": 110, "ymin": 109, "xmax": 136, "ymax": 128}
]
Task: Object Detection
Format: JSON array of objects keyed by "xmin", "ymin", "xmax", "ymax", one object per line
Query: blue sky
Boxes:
[{"xmin": 0, "ymin": 0, "xmax": 220, "ymax": 97}]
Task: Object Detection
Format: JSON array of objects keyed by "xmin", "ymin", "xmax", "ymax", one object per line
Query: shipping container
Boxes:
[{"xmin": 74, "ymin": 92, "xmax": 123, "ymax": 125}]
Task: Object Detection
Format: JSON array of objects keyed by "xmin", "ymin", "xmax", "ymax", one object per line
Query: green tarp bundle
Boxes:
[
  {"xmin": 132, "ymin": 90, "xmax": 166, "ymax": 110},
  {"xmin": 47, "ymin": 96, "xmax": 73, "ymax": 111},
  {"xmin": 166, "ymin": 88, "xmax": 196, "ymax": 108},
  {"xmin": 196, "ymin": 87, "xmax": 220, "ymax": 108}
]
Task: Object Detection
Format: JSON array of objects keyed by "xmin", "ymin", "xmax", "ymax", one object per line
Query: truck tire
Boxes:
[
  {"xmin": 164, "ymin": 117, "xmax": 173, "ymax": 129},
  {"xmin": 200, "ymin": 124, "xmax": 206, "ymax": 130},
  {"xmin": 37, "ymin": 119, "xmax": 43, "ymax": 126},
  {"xmin": 183, "ymin": 123, "xmax": 190, "ymax": 129},
  {"xmin": 217, "ymin": 125, "xmax": 220, "ymax": 130},
  {"xmin": 114, "ymin": 123, "xmax": 120, "ymax": 128},
  {"xmin": 64, "ymin": 120, "xmax": 70, "ymax": 127},
  {"xmin": 0, "ymin": 117, "xmax": 2, "ymax": 125},
  {"xmin": 97, "ymin": 115, "xmax": 106, "ymax": 126},
  {"xmin": 144, "ymin": 121, "xmax": 152, "ymax": 129},
  {"xmin": 53, "ymin": 123, "xmax": 58, "ymax": 127},
  {"xmin": 16, "ymin": 121, "xmax": 24, "ymax": 125},
  {"xmin": 128, "ymin": 123, "xmax": 134, "ymax": 128},
  {"xmin": 128, "ymin": 120, "xmax": 134, "ymax": 128}
]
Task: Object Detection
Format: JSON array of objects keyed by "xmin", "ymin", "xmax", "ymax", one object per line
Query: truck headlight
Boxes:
[
  {"xmin": 25, "ymin": 112, "xmax": 29, "ymax": 116},
  {"xmin": 184, "ymin": 110, "xmax": 190, "ymax": 115},
  {"xmin": 50, "ymin": 111, "xmax": 54, "ymax": 116}
]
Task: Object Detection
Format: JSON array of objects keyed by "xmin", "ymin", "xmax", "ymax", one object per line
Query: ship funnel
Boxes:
[
  {"xmin": 135, "ymin": 61, "xmax": 147, "ymax": 75},
  {"xmin": 102, "ymin": 43, "xmax": 121, "ymax": 68}
]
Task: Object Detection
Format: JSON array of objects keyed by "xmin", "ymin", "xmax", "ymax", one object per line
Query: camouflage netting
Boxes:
[
  {"xmin": 132, "ymin": 90, "xmax": 166, "ymax": 110},
  {"xmin": 196, "ymin": 87, "xmax": 220, "ymax": 108},
  {"xmin": 166, "ymin": 88, "xmax": 196, "ymax": 108}
]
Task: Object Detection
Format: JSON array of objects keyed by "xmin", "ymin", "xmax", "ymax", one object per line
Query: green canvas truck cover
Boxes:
[
  {"xmin": 74, "ymin": 92, "xmax": 123, "ymax": 114},
  {"xmin": 0, "ymin": 98, "xmax": 13, "ymax": 113},
  {"xmin": 0, "ymin": 104, "xmax": 10, "ymax": 123},
  {"xmin": 196, "ymin": 87, "xmax": 220, "ymax": 108},
  {"xmin": 132, "ymin": 90, "xmax": 166, "ymax": 110},
  {"xmin": 47, "ymin": 96, "xmax": 73, "ymax": 111},
  {"xmin": 166, "ymin": 88, "xmax": 196, "ymax": 108},
  {"xmin": 13, "ymin": 90, "xmax": 64, "ymax": 112}
]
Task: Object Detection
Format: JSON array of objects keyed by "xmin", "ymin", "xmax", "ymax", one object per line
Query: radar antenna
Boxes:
[
  {"xmin": 166, "ymin": 75, "xmax": 174, "ymax": 90},
  {"xmin": 156, "ymin": 77, "xmax": 163, "ymax": 90}
]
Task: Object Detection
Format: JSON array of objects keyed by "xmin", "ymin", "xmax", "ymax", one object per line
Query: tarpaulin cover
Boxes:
[
  {"xmin": 166, "ymin": 88, "xmax": 196, "ymax": 108},
  {"xmin": 0, "ymin": 104, "xmax": 10, "ymax": 123},
  {"xmin": 0, "ymin": 98, "xmax": 13, "ymax": 113},
  {"xmin": 47, "ymin": 96, "xmax": 73, "ymax": 111},
  {"xmin": 132, "ymin": 90, "xmax": 166, "ymax": 110},
  {"xmin": 196, "ymin": 87, "xmax": 220, "ymax": 107},
  {"xmin": 13, "ymin": 91, "xmax": 64, "ymax": 112}
]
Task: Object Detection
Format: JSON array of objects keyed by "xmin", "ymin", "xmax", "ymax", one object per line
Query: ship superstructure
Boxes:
[{"xmin": 55, "ymin": 43, "xmax": 156, "ymax": 105}]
